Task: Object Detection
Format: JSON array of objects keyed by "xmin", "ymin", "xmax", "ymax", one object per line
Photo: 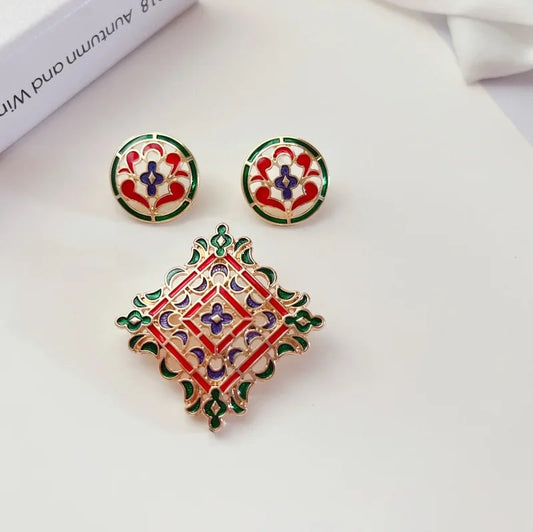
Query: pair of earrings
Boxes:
[{"xmin": 110, "ymin": 133, "xmax": 329, "ymax": 225}]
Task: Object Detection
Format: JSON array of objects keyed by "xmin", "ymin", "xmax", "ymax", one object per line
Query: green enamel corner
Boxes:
[
  {"xmin": 195, "ymin": 238, "xmax": 208, "ymax": 251},
  {"xmin": 238, "ymin": 381, "xmax": 252, "ymax": 400},
  {"xmin": 166, "ymin": 268, "xmax": 184, "ymax": 285},
  {"xmin": 293, "ymin": 294, "xmax": 309, "ymax": 307},
  {"xmin": 187, "ymin": 398, "xmax": 201, "ymax": 414},
  {"xmin": 160, "ymin": 359, "xmax": 179, "ymax": 379},
  {"xmin": 293, "ymin": 336, "xmax": 309, "ymax": 350},
  {"xmin": 204, "ymin": 388, "xmax": 227, "ymax": 431},
  {"xmin": 241, "ymin": 249, "xmax": 255, "ymax": 265},
  {"xmin": 285, "ymin": 310, "xmax": 324, "ymax": 333},
  {"xmin": 141, "ymin": 342, "xmax": 159, "ymax": 356},
  {"xmin": 188, "ymin": 249, "xmax": 201, "ymax": 265},
  {"xmin": 211, "ymin": 225, "xmax": 232, "ymax": 257},
  {"xmin": 234, "ymin": 237, "xmax": 250, "ymax": 251},
  {"xmin": 257, "ymin": 267, "xmax": 276, "ymax": 285},
  {"xmin": 145, "ymin": 289, "xmax": 162, "ymax": 301},
  {"xmin": 129, "ymin": 335, "xmax": 144, "ymax": 349},
  {"xmin": 231, "ymin": 398, "xmax": 245, "ymax": 414},
  {"xmin": 277, "ymin": 343, "xmax": 295, "ymax": 356},
  {"xmin": 277, "ymin": 287, "xmax": 295, "ymax": 300},
  {"xmin": 180, "ymin": 380, "xmax": 195, "ymax": 400},
  {"xmin": 116, "ymin": 310, "xmax": 151, "ymax": 332},
  {"xmin": 133, "ymin": 296, "xmax": 146, "ymax": 308},
  {"xmin": 255, "ymin": 360, "xmax": 275, "ymax": 380}
]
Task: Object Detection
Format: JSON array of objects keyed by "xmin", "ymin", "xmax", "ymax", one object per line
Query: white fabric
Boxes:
[{"xmin": 382, "ymin": 0, "xmax": 533, "ymax": 82}]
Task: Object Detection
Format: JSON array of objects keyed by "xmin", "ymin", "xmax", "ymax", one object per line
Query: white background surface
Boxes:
[
  {"xmin": 427, "ymin": 13, "xmax": 533, "ymax": 147},
  {"xmin": 1, "ymin": 1, "xmax": 532, "ymax": 530}
]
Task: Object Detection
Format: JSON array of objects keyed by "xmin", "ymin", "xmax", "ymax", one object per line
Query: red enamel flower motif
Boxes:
[
  {"xmin": 111, "ymin": 133, "xmax": 198, "ymax": 223},
  {"xmin": 242, "ymin": 137, "xmax": 328, "ymax": 225}
]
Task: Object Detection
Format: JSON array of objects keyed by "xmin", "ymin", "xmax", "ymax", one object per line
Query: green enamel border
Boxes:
[
  {"xmin": 253, "ymin": 206, "xmax": 288, "ymax": 225},
  {"xmin": 156, "ymin": 134, "xmax": 191, "ymax": 158},
  {"xmin": 187, "ymin": 160, "xmax": 199, "ymax": 200},
  {"xmin": 117, "ymin": 198, "xmax": 151, "ymax": 221},
  {"xmin": 242, "ymin": 137, "xmax": 328, "ymax": 225},
  {"xmin": 111, "ymin": 133, "xmax": 198, "ymax": 223},
  {"xmin": 119, "ymin": 133, "xmax": 154, "ymax": 154},
  {"xmin": 155, "ymin": 200, "xmax": 190, "ymax": 222},
  {"xmin": 282, "ymin": 137, "xmax": 319, "ymax": 157},
  {"xmin": 319, "ymin": 158, "xmax": 329, "ymax": 197},
  {"xmin": 111, "ymin": 156, "xmax": 120, "ymax": 195},
  {"xmin": 246, "ymin": 137, "xmax": 281, "ymax": 163},
  {"xmin": 242, "ymin": 164, "xmax": 254, "ymax": 204},
  {"xmin": 291, "ymin": 199, "xmax": 323, "ymax": 224}
]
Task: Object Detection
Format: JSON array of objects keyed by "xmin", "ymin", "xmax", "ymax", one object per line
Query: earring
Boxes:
[
  {"xmin": 241, "ymin": 137, "xmax": 328, "ymax": 225},
  {"xmin": 111, "ymin": 133, "xmax": 198, "ymax": 223}
]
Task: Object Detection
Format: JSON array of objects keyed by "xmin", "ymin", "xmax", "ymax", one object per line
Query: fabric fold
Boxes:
[{"xmin": 381, "ymin": 0, "xmax": 533, "ymax": 81}]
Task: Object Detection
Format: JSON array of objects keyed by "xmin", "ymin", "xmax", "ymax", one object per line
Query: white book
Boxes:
[{"xmin": 0, "ymin": 0, "xmax": 197, "ymax": 153}]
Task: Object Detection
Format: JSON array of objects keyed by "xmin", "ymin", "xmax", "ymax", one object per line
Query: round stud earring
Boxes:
[
  {"xmin": 111, "ymin": 133, "xmax": 198, "ymax": 223},
  {"xmin": 241, "ymin": 137, "xmax": 328, "ymax": 225}
]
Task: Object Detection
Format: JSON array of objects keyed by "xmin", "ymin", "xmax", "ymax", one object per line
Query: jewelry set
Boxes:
[{"xmin": 113, "ymin": 133, "xmax": 328, "ymax": 431}]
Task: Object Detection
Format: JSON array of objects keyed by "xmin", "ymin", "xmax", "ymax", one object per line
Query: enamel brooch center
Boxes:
[{"xmin": 116, "ymin": 224, "xmax": 324, "ymax": 431}]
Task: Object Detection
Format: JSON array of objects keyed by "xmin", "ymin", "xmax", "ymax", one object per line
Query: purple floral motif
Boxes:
[
  {"xmin": 140, "ymin": 161, "xmax": 164, "ymax": 196},
  {"xmin": 201, "ymin": 303, "xmax": 233, "ymax": 335},
  {"xmin": 274, "ymin": 165, "xmax": 298, "ymax": 200}
]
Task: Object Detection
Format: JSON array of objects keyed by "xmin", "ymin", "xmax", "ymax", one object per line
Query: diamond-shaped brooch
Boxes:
[{"xmin": 116, "ymin": 224, "xmax": 324, "ymax": 431}]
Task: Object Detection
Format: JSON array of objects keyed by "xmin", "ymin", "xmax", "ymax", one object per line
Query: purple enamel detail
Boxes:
[
  {"xmin": 175, "ymin": 294, "xmax": 190, "ymax": 308},
  {"xmin": 211, "ymin": 264, "xmax": 229, "ymax": 277},
  {"xmin": 246, "ymin": 294, "xmax": 262, "ymax": 309},
  {"xmin": 173, "ymin": 330, "xmax": 188, "ymax": 344},
  {"xmin": 201, "ymin": 303, "xmax": 233, "ymax": 335},
  {"xmin": 274, "ymin": 165, "xmax": 298, "ymax": 200},
  {"xmin": 190, "ymin": 347, "xmax": 205, "ymax": 364},
  {"xmin": 228, "ymin": 348, "xmax": 242, "ymax": 365},
  {"xmin": 246, "ymin": 330, "xmax": 261, "ymax": 345},
  {"xmin": 159, "ymin": 311, "xmax": 173, "ymax": 329},
  {"xmin": 207, "ymin": 364, "xmax": 226, "ymax": 380},
  {"xmin": 230, "ymin": 277, "xmax": 244, "ymax": 292},
  {"xmin": 262, "ymin": 311, "xmax": 277, "ymax": 330},
  {"xmin": 193, "ymin": 277, "xmax": 208, "ymax": 292},
  {"xmin": 140, "ymin": 161, "xmax": 164, "ymax": 196}
]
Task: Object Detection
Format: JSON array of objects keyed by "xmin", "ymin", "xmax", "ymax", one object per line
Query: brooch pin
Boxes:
[{"xmin": 116, "ymin": 224, "xmax": 324, "ymax": 431}]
